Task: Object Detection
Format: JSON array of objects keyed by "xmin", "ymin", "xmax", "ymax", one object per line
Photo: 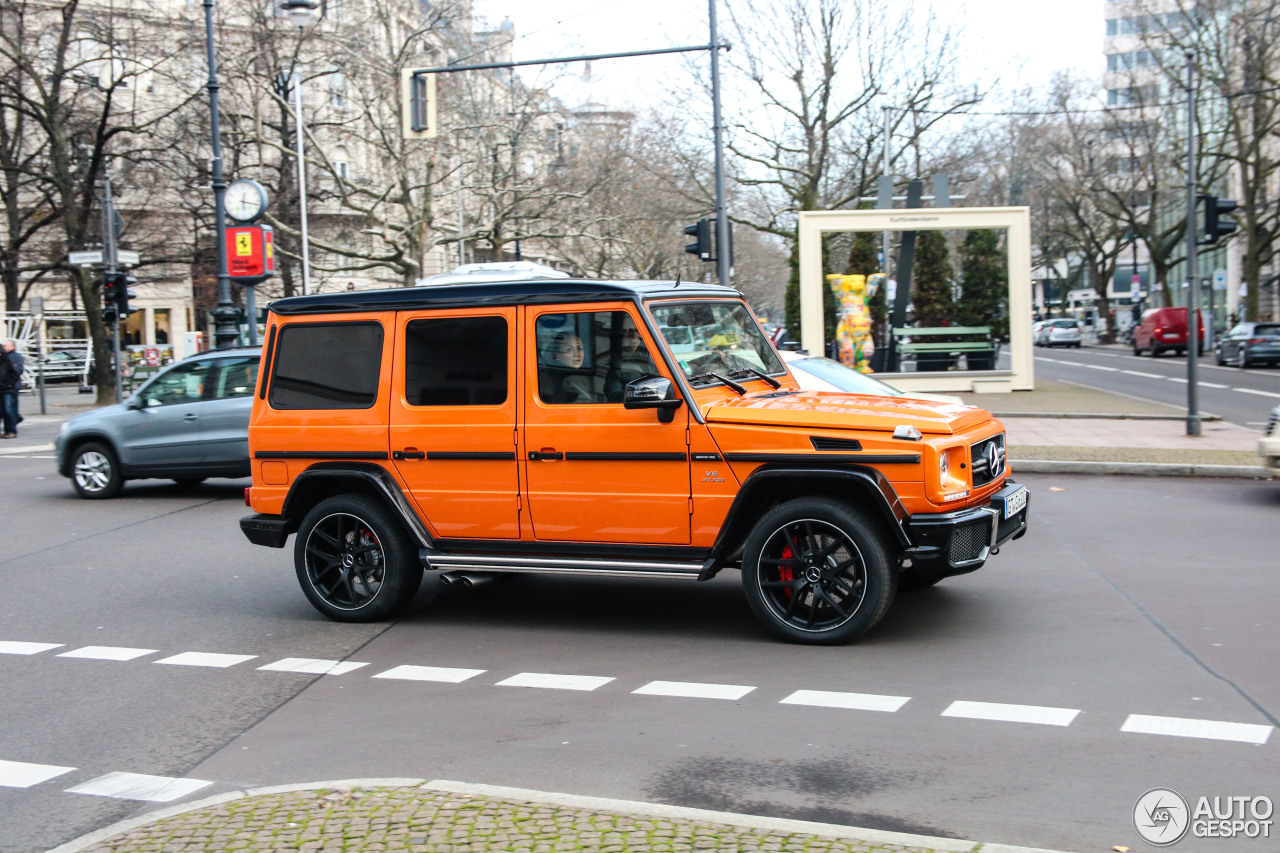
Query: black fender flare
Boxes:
[
  {"xmin": 280, "ymin": 462, "xmax": 436, "ymax": 550},
  {"xmin": 704, "ymin": 464, "xmax": 910, "ymax": 577}
]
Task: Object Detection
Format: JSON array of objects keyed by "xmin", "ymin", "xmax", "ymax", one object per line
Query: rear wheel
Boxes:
[
  {"xmin": 294, "ymin": 495, "xmax": 422, "ymax": 622},
  {"xmin": 1237, "ymin": 349, "xmax": 1249, "ymax": 368},
  {"xmin": 71, "ymin": 441, "xmax": 123, "ymax": 499},
  {"xmin": 1149, "ymin": 343, "xmax": 1161, "ymax": 357},
  {"xmin": 741, "ymin": 498, "xmax": 896, "ymax": 644}
]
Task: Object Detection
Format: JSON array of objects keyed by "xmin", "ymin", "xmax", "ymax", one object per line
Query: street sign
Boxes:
[
  {"xmin": 117, "ymin": 250, "xmax": 140, "ymax": 266},
  {"xmin": 1213, "ymin": 268, "xmax": 1226, "ymax": 291},
  {"xmin": 68, "ymin": 250, "xmax": 104, "ymax": 266}
]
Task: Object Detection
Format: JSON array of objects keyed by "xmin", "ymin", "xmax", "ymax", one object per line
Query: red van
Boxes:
[{"xmin": 1133, "ymin": 307, "xmax": 1204, "ymax": 357}]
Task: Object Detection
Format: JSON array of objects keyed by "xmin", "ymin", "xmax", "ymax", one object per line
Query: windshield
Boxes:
[{"xmin": 649, "ymin": 301, "xmax": 785, "ymax": 384}]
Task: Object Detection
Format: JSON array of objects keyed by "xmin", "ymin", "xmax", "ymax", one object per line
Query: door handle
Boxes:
[
  {"xmin": 393, "ymin": 450, "xmax": 426, "ymax": 460},
  {"xmin": 183, "ymin": 414, "xmax": 199, "ymax": 421},
  {"xmin": 528, "ymin": 450, "xmax": 563, "ymax": 461}
]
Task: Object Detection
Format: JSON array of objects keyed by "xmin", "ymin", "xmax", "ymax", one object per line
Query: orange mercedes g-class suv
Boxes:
[{"xmin": 240, "ymin": 280, "xmax": 1028, "ymax": 644}]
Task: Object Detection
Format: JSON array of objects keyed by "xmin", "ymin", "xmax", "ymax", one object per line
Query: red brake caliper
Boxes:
[{"xmin": 779, "ymin": 544, "xmax": 794, "ymax": 598}]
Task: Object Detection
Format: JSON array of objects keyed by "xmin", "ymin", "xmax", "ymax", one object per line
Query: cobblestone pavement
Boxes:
[{"xmin": 60, "ymin": 783, "xmax": 1007, "ymax": 853}]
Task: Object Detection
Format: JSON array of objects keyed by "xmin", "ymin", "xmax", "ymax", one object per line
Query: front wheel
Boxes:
[
  {"xmin": 294, "ymin": 495, "xmax": 422, "ymax": 622},
  {"xmin": 741, "ymin": 499, "xmax": 896, "ymax": 644},
  {"xmin": 71, "ymin": 441, "xmax": 123, "ymax": 499}
]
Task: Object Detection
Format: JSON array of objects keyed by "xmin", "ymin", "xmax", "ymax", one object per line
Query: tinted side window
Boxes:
[
  {"xmin": 405, "ymin": 316, "xmax": 508, "ymax": 406},
  {"xmin": 536, "ymin": 311, "xmax": 657, "ymax": 405},
  {"xmin": 210, "ymin": 356, "xmax": 260, "ymax": 399},
  {"xmin": 269, "ymin": 322, "xmax": 383, "ymax": 409}
]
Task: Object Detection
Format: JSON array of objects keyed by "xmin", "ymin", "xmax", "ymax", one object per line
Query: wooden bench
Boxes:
[{"xmin": 892, "ymin": 326, "xmax": 997, "ymax": 370}]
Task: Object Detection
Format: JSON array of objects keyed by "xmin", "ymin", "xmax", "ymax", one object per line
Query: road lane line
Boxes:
[
  {"xmin": 373, "ymin": 664, "xmax": 485, "ymax": 683},
  {"xmin": 258, "ymin": 658, "xmax": 369, "ymax": 676},
  {"xmin": 496, "ymin": 673, "xmax": 615, "ymax": 691},
  {"xmin": 942, "ymin": 700, "xmax": 1080, "ymax": 726},
  {"xmin": 633, "ymin": 680, "xmax": 755, "ymax": 700},
  {"xmin": 58, "ymin": 646, "xmax": 157, "ymax": 661},
  {"xmin": 66, "ymin": 772, "xmax": 212, "ymax": 802},
  {"xmin": 1121, "ymin": 370, "xmax": 1164, "ymax": 378},
  {"xmin": 0, "ymin": 759, "xmax": 75, "ymax": 788},
  {"xmin": 1084, "ymin": 364, "xmax": 1119, "ymax": 372},
  {"xmin": 1234, "ymin": 387, "xmax": 1280, "ymax": 399},
  {"xmin": 0, "ymin": 641, "xmax": 62, "ymax": 655},
  {"xmin": 154, "ymin": 652, "xmax": 257, "ymax": 668},
  {"xmin": 1200, "ymin": 381, "xmax": 1228, "ymax": 388},
  {"xmin": 780, "ymin": 690, "xmax": 909, "ymax": 712},
  {"xmin": 1120, "ymin": 714, "xmax": 1272, "ymax": 744}
]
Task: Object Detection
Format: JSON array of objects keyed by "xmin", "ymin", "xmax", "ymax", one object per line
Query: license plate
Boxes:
[{"xmin": 1004, "ymin": 486, "xmax": 1028, "ymax": 519}]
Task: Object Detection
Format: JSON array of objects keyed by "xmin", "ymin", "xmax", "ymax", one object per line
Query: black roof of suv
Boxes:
[{"xmin": 269, "ymin": 279, "xmax": 743, "ymax": 316}]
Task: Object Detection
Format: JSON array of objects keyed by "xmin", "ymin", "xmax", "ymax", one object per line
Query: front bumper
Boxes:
[{"xmin": 904, "ymin": 481, "xmax": 1029, "ymax": 574}]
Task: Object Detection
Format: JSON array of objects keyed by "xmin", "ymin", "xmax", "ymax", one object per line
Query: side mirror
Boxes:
[{"xmin": 623, "ymin": 376, "xmax": 684, "ymax": 423}]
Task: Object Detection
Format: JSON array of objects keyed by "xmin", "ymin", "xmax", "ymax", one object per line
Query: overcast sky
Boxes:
[{"xmin": 470, "ymin": 0, "xmax": 1103, "ymax": 109}]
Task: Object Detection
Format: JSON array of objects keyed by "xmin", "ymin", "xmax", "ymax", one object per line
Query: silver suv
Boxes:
[{"xmin": 56, "ymin": 347, "xmax": 261, "ymax": 498}]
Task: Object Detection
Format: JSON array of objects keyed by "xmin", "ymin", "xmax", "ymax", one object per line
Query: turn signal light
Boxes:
[{"xmin": 244, "ymin": 487, "xmax": 252, "ymax": 507}]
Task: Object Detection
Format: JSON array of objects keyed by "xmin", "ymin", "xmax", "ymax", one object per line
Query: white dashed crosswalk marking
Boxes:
[
  {"xmin": 0, "ymin": 759, "xmax": 75, "ymax": 788},
  {"xmin": 58, "ymin": 646, "xmax": 157, "ymax": 661},
  {"xmin": 942, "ymin": 701, "xmax": 1080, "ymax": 727},
  {"xmin": 779, "ymin": 690, "xmax": 909, "ymax": 712},
  {"xmin": 496, "ymin": 672, "xmax": 615, "ymax": 691},
  {"xmin": 258, "ymin": 658, "xmax": 369, "ymax": 676},
  {"xmin": 1120, "ymin": 714, "xmax": 1273, "ymax": 744},
  {"xmin": 632, "ymin": 681, "xmax": 755, "ymax": 700},
  {"xmin": 65, "ymin": 772, "xmax": 212, "ymax": 802},
  {"xmin": 373, "ymin": 664, "xmax": 485, "ymax": 683},
  {"xmin": 0, "ymin": 641, "xmax": 62, "ymax": 655},
  {"xmin": 155, "ymin": 652, "xmax": 257, "ymax": 668}
]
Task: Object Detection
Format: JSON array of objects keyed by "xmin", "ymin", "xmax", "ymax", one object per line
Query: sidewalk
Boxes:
[
  {"xmin": 954, "ymin": 379, "xmax": 1268, "ymax": 477},
  {"xmin": 53, "ymin": 779, "xmax": 1067, "ymax": 853}
]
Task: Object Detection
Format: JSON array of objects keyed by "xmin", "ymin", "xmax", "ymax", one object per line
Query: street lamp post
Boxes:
[
  {"xmin": 203, "ymin": 0, "xmax": 240, "ymax": 348},
  {"xmin": 281, "ymin": 0, "xmax": 319, "ymax": 295}
]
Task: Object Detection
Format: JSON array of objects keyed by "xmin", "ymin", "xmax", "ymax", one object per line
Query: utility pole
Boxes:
[
  {"xmin": 101, "ymin": 174, "xmax": 123, "ymax": 404},
  {"xmin": 1184, "ymin": 51, "xmax": 1201, "ymax": 437},
  {"xmin": 709, "ymin": 0, "xmax": 729, "ymax": 287}
]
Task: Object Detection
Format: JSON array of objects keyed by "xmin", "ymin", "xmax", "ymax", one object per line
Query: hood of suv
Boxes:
[{"xmin": 704, "ymin": 390, "xmax": 990, "ymax": 435}]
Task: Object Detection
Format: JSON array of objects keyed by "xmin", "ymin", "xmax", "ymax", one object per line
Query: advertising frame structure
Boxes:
[{"xmin": 797, "ymin": 206, "xmax": 1034, "ymax": 393}]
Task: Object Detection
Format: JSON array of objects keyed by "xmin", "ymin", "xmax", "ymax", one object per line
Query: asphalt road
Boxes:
[
  {"xmin": 1, "ymin": 452, "xmax": 1277, "ymax": 853},
  {"xmin": 1027, "ymin": 344, "xmax": 1280, "ymax": 430}
]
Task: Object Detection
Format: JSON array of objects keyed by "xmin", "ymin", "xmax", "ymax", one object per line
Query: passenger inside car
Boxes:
[{"xmin": 539, "ymin": 332, "xmax": 600, "ymax": 404}]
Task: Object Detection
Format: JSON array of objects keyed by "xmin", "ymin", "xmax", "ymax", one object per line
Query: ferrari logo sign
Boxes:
[{"xmin": 225, "ymin": 224, "xmax": 275, "ymax": 283}]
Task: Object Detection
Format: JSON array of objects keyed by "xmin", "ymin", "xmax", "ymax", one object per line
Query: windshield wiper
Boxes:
[
  {"xmin": 728, "ymin": 367, "xmax": 781, "ymax": 389},
  {"xmin": 687, "ymin": 372, "xmax": 748, "ymax": 395}
]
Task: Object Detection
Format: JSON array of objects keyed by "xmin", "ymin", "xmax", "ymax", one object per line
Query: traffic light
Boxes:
[
  {"xmin": 102, "ymin": 272, "xmax": 137, "ymax": 317},
  {"xmin": 683, "ymin": 218, "xmax": 713, "ymax": 261},
  {"xmin": 1200, "ymin": 195, "xmax": 1239, "ymax": 245}
]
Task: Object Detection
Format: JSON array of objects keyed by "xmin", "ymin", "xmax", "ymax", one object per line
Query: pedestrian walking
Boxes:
[{"xmin": 1, "ymin": 338, "xmax": 24, "ymax": 438}]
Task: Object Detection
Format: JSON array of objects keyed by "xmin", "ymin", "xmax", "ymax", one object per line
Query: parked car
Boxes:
[
  {"xmin": 779, "ymin": 350, "xmax": 965, "ymax": 404},
  {"xmin": 1034, "ymin": 318, "xmax": 1082, "ymax": 348},
  {"xmin": 1260, "ymin": 405, "xmax": 1280, "ymax": 478},
  {"xmin": 239, "ymin": 280, "xmax": 1029, "ymax": 645},
  {"xmin": 1214, "ymin": 322, "xmax": 1280, "ymax": 368},
  {"xmin": 56, "ymin": 347, "xmax": 261, "ymax": 498},
  {"xmin": 1133, "ymin": 307, "xmax": 1203, "ymax": 357}
]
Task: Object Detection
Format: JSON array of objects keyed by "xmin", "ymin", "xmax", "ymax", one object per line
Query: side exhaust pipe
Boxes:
[{"xmin": 440, "ymin": 571, "xmax": 496, "ymax": 589}]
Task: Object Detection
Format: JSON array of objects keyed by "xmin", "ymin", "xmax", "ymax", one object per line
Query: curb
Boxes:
[
  {"xmin": 1013, "ymin": 459, "xmax": 1272, "ymax": 478},
  {"xmin": 993, "ymin": 412, "xmax": 1221, "ymax": 421},
  {"xmin": 0, "ymin": 442, "xmax": 55, "ymax": 455},
  {"xmin": 46, "ymin": 777, "xmax": 1080, "ymax": 853}
]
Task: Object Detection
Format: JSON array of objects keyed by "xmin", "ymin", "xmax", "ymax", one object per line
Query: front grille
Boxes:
[
  {"xmin": 949, "ymin": 519, "xmax": 990, "ymax": 564},
  {"xmin": 970, "ymin": 434, "xmax": 1007, "ymax": 487}
]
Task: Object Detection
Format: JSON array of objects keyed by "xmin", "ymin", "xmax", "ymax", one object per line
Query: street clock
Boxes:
[{"xmin": 226, "ymin": 179, "xmax": 269, "ymax": 224}]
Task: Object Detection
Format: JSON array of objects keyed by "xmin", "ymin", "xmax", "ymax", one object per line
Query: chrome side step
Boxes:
[{"xmin": 425, "ymin": 553, "xmax": 705, "ymax": 580}]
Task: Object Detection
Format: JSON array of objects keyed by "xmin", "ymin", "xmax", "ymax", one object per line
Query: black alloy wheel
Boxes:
[
  {"xmin": 294, "ymin": 495, "xmax": 421, "ymax": 622},
  {"xmin": 742, "ymin": 499, "xmax": 896, "ymax": 644}
]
